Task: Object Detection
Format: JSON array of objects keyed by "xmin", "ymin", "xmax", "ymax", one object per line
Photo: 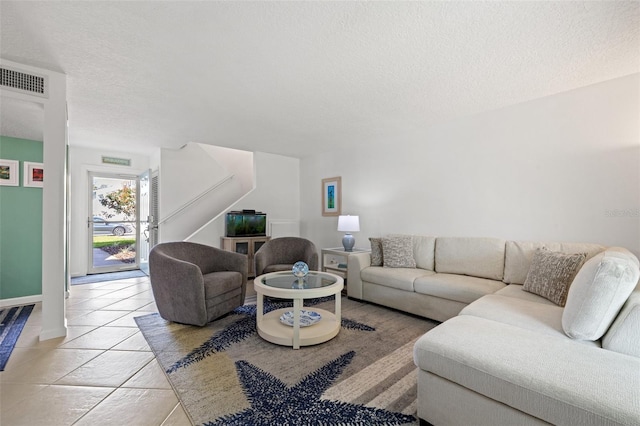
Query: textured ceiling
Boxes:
[
  {"xmin": 0, "ymin": 97, "xmax": 44, "ymax": 142},
  {"xmin": 1, "ymin": 1, "xmax": 638, "ymax": 157}
]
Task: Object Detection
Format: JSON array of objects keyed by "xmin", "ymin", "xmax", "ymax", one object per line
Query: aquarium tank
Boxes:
[{"xmin": 225, "ymin": 210, "xmax": 267, "ymax": 237}]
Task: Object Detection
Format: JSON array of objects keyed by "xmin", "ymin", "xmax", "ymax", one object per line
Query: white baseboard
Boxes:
[{"xmin": 0, "ymin": 294, "xmax": 42, "ymax": 308}]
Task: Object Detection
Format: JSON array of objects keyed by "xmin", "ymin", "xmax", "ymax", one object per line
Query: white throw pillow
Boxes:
[{"xmin": 562, "ymin": 250, "xmax": 640, "ymax": 341}]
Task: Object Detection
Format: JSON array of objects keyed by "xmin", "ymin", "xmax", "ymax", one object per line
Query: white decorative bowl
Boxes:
[{"xmin": 279, "ymin": 310, "xmax": 321, "ymax": 327}]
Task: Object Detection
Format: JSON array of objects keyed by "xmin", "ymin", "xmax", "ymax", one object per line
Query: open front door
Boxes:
[
  {"xmin": 138, "ymin": 169, "xmax": 151, "ymax": 275},
  {"xmin": 88, "ymin": 172, "xmax": 140, "ymax": 274}
]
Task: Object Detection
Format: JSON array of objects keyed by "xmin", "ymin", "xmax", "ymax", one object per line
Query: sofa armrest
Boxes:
[
  {"xmin": 149, "ymin": 249, "xmax": 208, "ymax": 325},
  {"xmin": 347, "ymin": 252, "xmax": 371, "ymax": 299}
]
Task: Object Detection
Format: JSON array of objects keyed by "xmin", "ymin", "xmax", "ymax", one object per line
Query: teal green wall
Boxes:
[{"xmin": 0, "ymin": 136, "xmax": 43, "ymax": 300}]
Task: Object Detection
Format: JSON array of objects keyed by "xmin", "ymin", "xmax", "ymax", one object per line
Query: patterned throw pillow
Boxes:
[
  {"xmin": 382, "ymin": 235, "xmax": 416, "ymax": 268},
  {"xmin": 523, "ymin": 248, "xmax": 587, "ymax": 306},
  {"xmin": 369, "ymin": 237, "xmax": 383, "ymax": 266}
]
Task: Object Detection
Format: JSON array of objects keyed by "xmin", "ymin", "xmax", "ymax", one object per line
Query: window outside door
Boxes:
[{"xmin": 88, "ymin": 172, "xmax": 140, "ymax": 273}]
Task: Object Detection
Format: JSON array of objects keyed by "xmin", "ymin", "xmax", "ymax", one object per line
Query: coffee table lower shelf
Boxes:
[{"xmin": 257, "ymin": 308, "xmax": 340, "ymax": 348}]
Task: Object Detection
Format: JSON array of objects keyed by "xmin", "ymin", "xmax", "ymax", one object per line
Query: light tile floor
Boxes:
[{"xmin": 0, "ymin": 277, "xmax": 197, "ymax": 426}]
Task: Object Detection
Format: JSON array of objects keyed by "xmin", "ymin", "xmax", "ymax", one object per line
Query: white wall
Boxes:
[
  {"xmin": 68, "ymin": 146, "xmax": 152, "ymax": 276},
  {"xmin": 158, "ymin": 143, "xmax": 252, "ymax": 242},
  {"xmin": 301, "ymin": 73, "xmax": 640, "ymax": 256},
  {"xmin": 72, "ymin": 144, "xmax": 297, "ymax": 259},
  {"xmin": 1, "ymin": 59, "xmax": 69, "ymax": 339},
  {"xmin": 199, "ymin": 144, "xmax": 255, "ymax": 194},
  {"xmin": 188, "ymin": 151, "xmax": 300, "ymax": 247},
  {"xmin": 160, "ymin": 144, "xmax": 230, "ymax": 216}
]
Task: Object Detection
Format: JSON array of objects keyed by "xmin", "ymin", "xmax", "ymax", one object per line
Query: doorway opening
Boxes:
[{"xmin": 88, "ymin": 171, "xmax": 150, "ymax": 274}]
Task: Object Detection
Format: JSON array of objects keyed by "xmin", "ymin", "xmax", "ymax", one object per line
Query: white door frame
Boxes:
[{"xmin": 87, "ymin": 171, "xmax": 140, "ymax": 274}]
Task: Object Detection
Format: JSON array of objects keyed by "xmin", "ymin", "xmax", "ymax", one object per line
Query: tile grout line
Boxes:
[{"xmin": 2, "ymin": 277, "xmax": 190, "ymax": 425}]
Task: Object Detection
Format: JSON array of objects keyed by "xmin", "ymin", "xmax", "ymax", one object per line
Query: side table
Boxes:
[{"xmin": 321, "ymin": 247, "xmax": 371, "ymax": 282}]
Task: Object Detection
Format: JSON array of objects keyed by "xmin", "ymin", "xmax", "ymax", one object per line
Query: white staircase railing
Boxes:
[{"xmin": 158, "ymin": 174, "xmax": 234, "ymax": 225}]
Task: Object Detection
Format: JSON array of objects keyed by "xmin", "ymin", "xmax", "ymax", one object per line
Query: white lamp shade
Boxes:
[{"xmin": 338, "ymin": 215, "xmax": 360, "ymax": 232}]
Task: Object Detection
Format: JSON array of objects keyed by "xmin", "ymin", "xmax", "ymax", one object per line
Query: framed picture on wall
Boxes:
[
  {"xmin": 0, "ymin": 159, "xmax": 19, "ymax": 186},
  {"xmin": 24, "ymin": 162, "xmax": 44, "ymax": 188},
  {"xmin": 322, "ymin": 176, "xmax": 341, "ymax": 216}
]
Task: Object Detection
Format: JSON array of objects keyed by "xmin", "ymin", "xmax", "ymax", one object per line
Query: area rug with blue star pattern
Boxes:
[
  {"xmin": 0, "ymin": 304, "xmax": 35, "ymax": 371},
  {"xmin": 135, "ymin": 296, "xmax": 438, "ymax": 425}
]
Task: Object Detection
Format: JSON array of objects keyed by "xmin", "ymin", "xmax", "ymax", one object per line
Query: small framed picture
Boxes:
[
  {"xmin": 24, "ymin": 162, "xmax": 44, "ymax": 188},
  {"xmin": 0, "ymin": 159, "xmax": 19, "ymax": 186},
  {"xmin": 322, "ymin": 176, "xmax": 342, "ymax": 217}
]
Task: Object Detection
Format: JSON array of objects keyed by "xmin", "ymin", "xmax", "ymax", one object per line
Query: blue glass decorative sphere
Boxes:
[{"xmin": 292, "ymin": 261, "xmax": 309, "ymax": 278}]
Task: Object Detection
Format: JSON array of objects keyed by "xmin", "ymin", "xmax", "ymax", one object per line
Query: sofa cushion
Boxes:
[
  {"xmin": 369, "ymin": 237, "xmax": 383, "ymax": 266},
  {"xmin": 413, "ymin": 315, "xmax": 640, "ymax": 425},
  {"xmin": 413, "ymin": 235, "xmax": 436, "ymax": 270},
  {"xmin": 361, "ymin": 266, "xmax": 433, "ymax": 292},
  {"xmin": 382, "ymin": 235, "xmax": 416, "ymax": 268},
  {"xmin": 460, "ymin": 294, "xmax": 598, "ymax": 347},
  {"xmin": 435, "ymin": 237, "xmax": 506, "ymax": 280},
  {"xmin": 562, "ymin": 249, "xmax": 640, "ymax": 341},
  {"xmin": 494, "ymin": 284, "xmax": 557, "ymax": 306},
  {"xmin": 523, "ymin": 248, "xmax": 586, "ymax": 306},
  {"xmin": 414, "ymin": 273, "xmax": 506, "ymax": 304},
  {"xmin": 504, "ymin": 241, "xmax": 605, "ymax": 285},
  {"xmin": 602, "ymin": 287, "xmax": 640, "ymax": 357},
  {"xmin": 203, "ymin": 271, "xmax": 243, "ymax": 298},
  {"xmin": 504, "ymin": 241, "xmax": 562, "ymax": 284}
]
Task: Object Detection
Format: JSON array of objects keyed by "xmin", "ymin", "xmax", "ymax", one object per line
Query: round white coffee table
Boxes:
[{"xmin": 254, "ymin": 271, "xmax": 343, "ymax": 349}]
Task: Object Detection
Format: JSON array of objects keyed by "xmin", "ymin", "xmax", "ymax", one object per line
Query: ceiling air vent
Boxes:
[{"xmin": 0, "ymin": 66, "xmax": 47, "ymax": 98}]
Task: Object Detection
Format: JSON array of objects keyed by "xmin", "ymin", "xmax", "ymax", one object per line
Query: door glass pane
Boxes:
[
  {"xmin": 235, "ymin": 242, "xmax": 249, "ymax": 255},
  {"xmin": 149, "ymin": 172, "xmax": 159, "ymax": 248},
  {"xmin": 91, "ymin": 175, "xmax": 138, "ymax": 272},
  {"xmin": 138, "ymin": 169, "xmax": 150, "ymax": 274}
]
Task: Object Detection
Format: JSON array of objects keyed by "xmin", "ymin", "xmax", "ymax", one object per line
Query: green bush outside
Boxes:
[{"xmin": 93, "ymin": 235, "xmax": 136, "ymax": 248}]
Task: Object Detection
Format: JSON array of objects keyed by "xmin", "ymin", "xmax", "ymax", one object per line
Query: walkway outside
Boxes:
[{"xmin": 93, "ymin": 248, "xmax": 132, "ymax": 268}]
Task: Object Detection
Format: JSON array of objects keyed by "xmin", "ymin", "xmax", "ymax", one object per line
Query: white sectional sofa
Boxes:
[{"xmin": 347, "ymin": 236, "xmax": 640, "ymax": 425}]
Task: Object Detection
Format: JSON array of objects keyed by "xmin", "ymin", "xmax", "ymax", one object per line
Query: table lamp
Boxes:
[{"xmin": 338, "ymin": 215, "xmax": 360, "ymax": 252}]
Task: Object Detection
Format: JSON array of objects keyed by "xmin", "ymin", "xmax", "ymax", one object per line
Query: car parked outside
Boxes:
[{"xmin": 92, "ymin": 217, "xmax": 134, "ymax": 236}]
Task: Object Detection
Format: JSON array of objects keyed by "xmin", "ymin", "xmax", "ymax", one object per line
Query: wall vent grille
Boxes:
[{"xmin": 0, "ymin": 67, "xmax": 47, "ymax": 97}]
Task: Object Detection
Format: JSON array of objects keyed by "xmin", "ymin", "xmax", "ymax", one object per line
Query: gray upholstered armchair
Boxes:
[
  {"xmin": 149, "ymin": 242, "xmax": 248, "ymax": 326},
  {"xmin": 254, "ymin": 237, "xmax": 319, "ymax": 276}
]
